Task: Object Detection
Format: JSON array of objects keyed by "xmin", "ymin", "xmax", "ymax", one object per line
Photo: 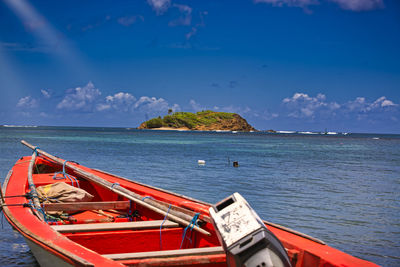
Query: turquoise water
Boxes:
[{"xmin": 0, "ymin": 127, "xmax": 399, "ymax": 266}]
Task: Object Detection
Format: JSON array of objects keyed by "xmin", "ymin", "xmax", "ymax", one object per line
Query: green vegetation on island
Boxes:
[{"xmin": 138, "ymin": 110, "xmax": 256, "ymax": 132}]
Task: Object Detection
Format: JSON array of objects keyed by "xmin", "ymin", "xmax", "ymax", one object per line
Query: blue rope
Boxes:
[
  {"xmin": 28, "ymin": 199, "xmax": 48, "ymax": 223},
  {"xmin": 33, "ymin": 146, "xmax": 40, "ymax": 155},
  {"xmin": 52, "ymin": 161, "xmax": 79, "ymax": 188},
  {"xmin": 180, "ymin": 213, "xmax": 200, "ymax": 249},
  {"xmin": 142, "ymin": 196, "xmax": 153, "ymax": 201},
  {"xmin": 111, "ymin": 183, "xmax": 120, "ymax": 189},
  {"xmin": 160, "ymin": 204, "xmax": 171, "ymax": 250},
  {"xmin": 128, "ymin": 200, "xmax": 133, "ymax": 222}
]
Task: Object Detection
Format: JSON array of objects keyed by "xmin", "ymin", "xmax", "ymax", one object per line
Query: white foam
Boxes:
[
  {"xmin": 2, "ymin": 125, "xmax": 38, "ymax": 128},
  {"xmin": 298, "ymin": 131, "xmax": 318, "ymax": 135},
  {"xmin": 276, "ymin": 130, "xmax": 296, "ymax": 134}
]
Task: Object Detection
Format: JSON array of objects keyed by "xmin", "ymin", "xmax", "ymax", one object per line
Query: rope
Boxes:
[
  {"xmin": 28, "ymin": 199, "xmax": 48, "ymax": 223},
  {"xmin": 180, "ymin": 213, "xmax": 200, "ymax": 248},
  {"xmin": 52, "ymin": 160, "xmax": 80, "ymax": 188},
  {"xmin": 33, "ymin": 146, "xmax": 40, "ymax": 155},
  {"xmin": 2, "ymin": 193, "xmax": 32, "ymax": 199},
  {"xmin": 128, "ymin": 200, "xmax": 133, "ymax": 221},
  {"xmin": 142, "ymin": 196, "xmax": 153, "ymax": 201},
  {"xmin": 111, "ymin": 183, "xmax": 120, "ymax": 189},
  {"xmin": 45, "ymin": 213, "xmax": 63, "ymax": 222},
  {"xmin": 160, "ymin": 204, "xmax": 171, "ymax": 250}
]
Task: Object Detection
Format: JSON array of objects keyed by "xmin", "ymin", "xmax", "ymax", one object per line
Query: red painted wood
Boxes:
[{"xmin": 3, "ymin": 155, "xmax": 379, "ymax": 267}]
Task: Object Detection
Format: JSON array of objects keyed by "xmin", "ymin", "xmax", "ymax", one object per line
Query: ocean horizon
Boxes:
[{"xmin": 2, "ymin": 124, "xmax": 400, "ymax": 136}]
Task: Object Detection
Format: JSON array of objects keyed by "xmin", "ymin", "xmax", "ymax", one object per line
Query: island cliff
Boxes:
[{"xmin": 138, "ymin": 110, "xmax": 256, "ymax": 132}]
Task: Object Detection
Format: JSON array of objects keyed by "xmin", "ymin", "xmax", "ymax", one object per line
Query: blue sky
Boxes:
[{"xmin": 0, "ymin": 0, "xmax": 399, "ymax": 133}]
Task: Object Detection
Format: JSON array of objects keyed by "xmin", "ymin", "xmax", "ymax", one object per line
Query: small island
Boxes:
[{"xmin": 138, "ymin": 110, "xmax": 256, "ymax": 132}]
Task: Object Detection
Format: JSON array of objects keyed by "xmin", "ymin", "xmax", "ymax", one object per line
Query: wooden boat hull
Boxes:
[
  {"xmin": 24, "ymin": 237, "xmax": 73, "ymax": 267},
  {"xmin": 2, "ymin": 153, "xmax": 379, "ymax": 267}
]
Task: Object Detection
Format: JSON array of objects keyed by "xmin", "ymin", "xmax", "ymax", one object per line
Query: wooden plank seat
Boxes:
[
  {"xmin": 51, "ymin": 220, "xmax": 179, "ymax": 233},
  {"xmin": 42, "ymin": 201, "xmax": 130, "ymax": 212},
  {"xmin": 103, "ymin": 246, "xmax": 225, "ymax": 260}
]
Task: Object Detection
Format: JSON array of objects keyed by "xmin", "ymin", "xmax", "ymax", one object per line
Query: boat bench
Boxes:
[
  {"xmin": 51, "ymin": 220, "xmax": 179, "ymax": 233},
  {"xmin": 103, "ymin": 246, "xmax": 224, "ymax": 260},
  {"xmin": 42, "ymin": 201, "xmax": 130, "ymax": 212}
]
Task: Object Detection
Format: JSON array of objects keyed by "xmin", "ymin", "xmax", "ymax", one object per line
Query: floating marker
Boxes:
[
  {"xmin": 198, "ymin": 160, "xmax": 206, "ymax": 165},
  {"xmin": 233, "ymin": 161, "xmax": 239, "ymax": 167}
]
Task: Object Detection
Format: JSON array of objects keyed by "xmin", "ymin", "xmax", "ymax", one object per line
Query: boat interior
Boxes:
[{"xmin": 29, "ymin": 156, "xmax": 225, "ymax": 264}]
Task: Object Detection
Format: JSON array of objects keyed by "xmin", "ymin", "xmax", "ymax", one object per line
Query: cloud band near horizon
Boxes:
[{"xmin": 12, "ymin": 82, "xmax": 399, "ymax": 132}]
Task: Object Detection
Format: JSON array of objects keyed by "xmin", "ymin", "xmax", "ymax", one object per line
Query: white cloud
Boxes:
[
  {"xmin": 39, "ymin": 112, "xmax": 50, "ymax": 118},
  {"xmin": 189, "ymin": 99, "xmax": 254, "ymax": 118},
  {"xmin": 147, "ymin": 0, "xmax": 171, "ymax": 15},
  {"xmin": 17, "ymin": 111, "xmax": 32, "ymax": 117},
  {"xmin": 186, "ymin": 27, "xmax": 198, "ymax": 40},
  {"xmin": 381, "ymin": 99, "xmax": 395, "ymax": 107},
  {"xmin": 264, "ymin": 112, "xmax": 279, "ymax": 120},
  {"xmin": 189, "ymin": 99, "xmax": 205, "ymax": 112},
  {"xmin": 169, "ymin": 4, "xmax": 192, "ymax": 26},
  {"xmin": 214, "ymin": 105, "xmax": 252, "ymax": 115},
  {"xmin": 53, "ymin": 82, "xmax": 181, "ymax": 115},
  {"xmin": 134, "ymin": 96, "xmax": 179, "ymax": 113},
  {"xmin": 345, "ymin": 96, "xmax": 397, "ymax": 113},
  {"xmin": 254, "ymin": 0, "xmax": 384, "ymax": 11},
  {"xmin": 329, "ymin": 0, "xmax": 384, "ymax": 11},
  {"xmin": 282, "ymin": 93, "xmax": 327, "ymax": 118},
  {"xmin": 346, "ymin": 97, "xmax": 366, "ymax": 111},
  {"xmin": 366, "ymin": 96, "xmax": 397, "ymax": 111},
  {"xmin": 254, "ymin": 0, "xmax": 318, "ymax": 8},
  {"xmin": 373, "ymin": 96, "xmax": 396, "ymax": 108},
  {"xmin": 96, "ymin": 103, "xmax": 111, "ymax": 111},
  {"xmin": 100, "ymin": 92, "xmax": 136, "ymax": 112},
  {"xmin": 282, "ymin": 92, "xmax": 339, "ymax": 118},
  {"xmin": 281, "ymin": 93, "xmax": 398, "ymax": 125},
  {"xmin": 107, "ymin": 92, "xmax": 135, "ymax": 102},
  {"xmin": 185, "ymin": 10, "xmax": 207, "ymax": 40},
  {"xmin": 41, "ymin": 89, "xmax": 51, "ymax": 98},
  {"xmin": 117, "ymin": 15, "xmax": 144, "ymax": 26},
  {"xmin": 170, "ymin": 104, "xmax": 181, "ymax": 113},
  {"xmin": 17, "ymin": 96, "xmax": 38, "ymax": 108},
  {"xmin": 57, "ymin": 81, "xmax": 101, "ymax": 111}
]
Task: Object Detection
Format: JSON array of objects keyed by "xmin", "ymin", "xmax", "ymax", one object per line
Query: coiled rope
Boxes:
[{"xmin": 52, "ymin": 161, "xmax": 80, "ymax": 188}]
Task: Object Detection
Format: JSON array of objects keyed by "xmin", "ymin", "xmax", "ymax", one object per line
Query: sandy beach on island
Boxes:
[{"xmin": 150, "ymin": 127, "xmax": 190, "ymax": 131}]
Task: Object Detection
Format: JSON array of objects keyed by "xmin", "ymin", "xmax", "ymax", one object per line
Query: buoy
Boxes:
[
  {"xmin": 198, "ymin": 160, "xmax": 206, "ymax": 165},
  {"xmin": 233, "ymin": 161, "xmax": 239, "ymax": 167}
]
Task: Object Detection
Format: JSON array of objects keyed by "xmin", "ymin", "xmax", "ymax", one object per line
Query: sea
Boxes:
[{"xmin": 0, "ymin": 126, "xmax": 399, "ymax": 266}]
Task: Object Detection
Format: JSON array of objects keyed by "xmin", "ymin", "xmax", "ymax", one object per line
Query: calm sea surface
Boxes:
[{"xmin": 0, "ymin": 127, "xmax": 399, "ymax": 266}]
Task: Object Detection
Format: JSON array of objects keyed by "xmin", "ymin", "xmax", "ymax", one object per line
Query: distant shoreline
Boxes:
[
  {"xmin": 147, "ymin": 127, "xmax": 235, "ymax": 132},
  {"xmin": 150, "ymin": 127, "xmax": 190, "ymax": 131},
  {"xmin": 1, "ymin": 125, "xmax": 398, "ymax": 135}
]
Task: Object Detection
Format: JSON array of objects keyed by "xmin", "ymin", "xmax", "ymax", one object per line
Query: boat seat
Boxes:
[
  {"xmin": 42, "ymin": 201, "xmax": 130, "ymax": 212},
  {"xmin": 51, "ymin": 220, "xmax": 179, "ymax": 233},
  {"xmin": 103, "ymin": 246, "xmax": 224, "ymax": 260}
]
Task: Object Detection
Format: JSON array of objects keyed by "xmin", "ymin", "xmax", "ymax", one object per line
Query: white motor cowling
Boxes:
[{"xmin": 209, "ymin": 193, "xmax": 292, "ymax": 267}]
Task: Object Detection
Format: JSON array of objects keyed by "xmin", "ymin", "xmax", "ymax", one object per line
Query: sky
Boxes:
[{"xmin": 0, "ymin": 0, "xmax": 399, "ymax": 133}]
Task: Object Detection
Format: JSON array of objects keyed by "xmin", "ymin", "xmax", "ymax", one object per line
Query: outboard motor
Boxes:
[{"xmin": 209, "ymin": 193, "xmax": 292, "ymax": 267}]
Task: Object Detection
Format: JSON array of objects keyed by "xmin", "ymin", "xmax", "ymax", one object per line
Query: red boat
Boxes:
[{"xmin": 0, "ymin": 141, "xmax": 379, "ymax": 267}]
